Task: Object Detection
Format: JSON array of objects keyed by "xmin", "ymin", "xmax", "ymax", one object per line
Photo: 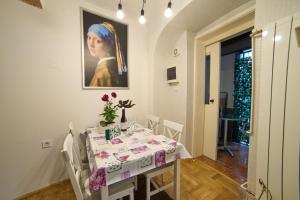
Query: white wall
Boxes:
[
  {"xmin": 146, "ymin": 0, "xmax": 192, "ymax": 116},
  {"xmin": 0, "ymin": 0, "xmax": 150, "ymax": 199},
  {"xmin": 153, "ymin": 27, "xmax": 195, "ymax": 150},
  {"xmin": 220, "ymin": 53, "xmax": 235, "ymax": 108},
  {"xmin": 255, "ymin": 0, "xmax": 300, "ymax": 28},
  {"xmin": 186, "ymin": 31, "xmax": 196, "ymax": 153}
]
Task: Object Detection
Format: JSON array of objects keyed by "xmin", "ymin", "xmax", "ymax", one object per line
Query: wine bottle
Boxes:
[{"xmin": 120, "ymin": 108, "xmax": 127, "ymax": 131}]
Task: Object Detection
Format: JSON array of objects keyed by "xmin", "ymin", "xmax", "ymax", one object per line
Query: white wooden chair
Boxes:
[
  {"xmin": 145, "ymin": 120, "xmax": 184, "ymax": 200},
  {"xmin": 145, "ymin": 115, "xmax": 160, "ymax": 134},
  {"xmin": 61, "ymin": 133, "xmax": 135, "ymax": 200},
  {"xmin": 162, "ymin": 120, "xmax": 183, "ymax": 142},
  {"xmin": 68, "ymin": 121, "xmax": 75, "ymax": 135},
  {"xmin": 68, "ymin": 122, "xmax": 89, "ymax": 170}
]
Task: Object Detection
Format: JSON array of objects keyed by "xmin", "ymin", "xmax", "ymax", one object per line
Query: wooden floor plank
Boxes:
[{"xmin": 18, "ymin": 158, "xmax": 250, "ymax": 200}]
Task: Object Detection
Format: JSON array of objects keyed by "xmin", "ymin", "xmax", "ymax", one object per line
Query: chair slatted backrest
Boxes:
[
  {"xmin": 145, "ymin": 115, "xmax": 160, "ymax": 133},
  {"xmin": 61, "ymin": 133, "xmax": 84, "ymax": 200},
  {"xmin": 68, "ymin": 121, "xmax": 83, "ymax": 168},
  {"xmin": 163, "ymin": 120, "xmax": 184, "ymax": 142},
  {"xmin": 69, "ymin": 121, "xmax": 75, "ymax": 135}
]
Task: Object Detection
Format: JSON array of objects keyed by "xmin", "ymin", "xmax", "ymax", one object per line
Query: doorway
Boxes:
[
  {"xmin": 202, "ymin": 31, "xmax": 252, "ymax": 184},
  {"xmin": 190, "ymin": 7, "xmax": 255, "ymax": 193},
  {"xmin": 217, "ymin": 32, "xmax": 252, "ymax": 183}
]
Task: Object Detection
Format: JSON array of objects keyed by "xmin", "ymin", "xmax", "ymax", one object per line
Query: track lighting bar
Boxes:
[{"xmin": 115, "ymin": 0, "xmax": 174, "ymax": 23}]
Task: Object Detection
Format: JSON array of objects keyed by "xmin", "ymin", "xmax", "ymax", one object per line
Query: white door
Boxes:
[{"xmin": 203, "ymin": 42, "xmax": 220, "ymax": 160}]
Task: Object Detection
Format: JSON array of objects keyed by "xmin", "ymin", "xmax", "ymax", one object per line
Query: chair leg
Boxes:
[
  {"xmin": 146, "ymin": 176, "xmax": 151, "ymax": 200},
  {"xmin": 161, "ymin": 174, "xmax": 164, "ymax": 185},
  {"xmin": 134, "ymin": 176, "xmax": 138, "ymax": 191},
  {"xmin": 129, "ymin": 190, "xmax": 134, "ymax": 200}
]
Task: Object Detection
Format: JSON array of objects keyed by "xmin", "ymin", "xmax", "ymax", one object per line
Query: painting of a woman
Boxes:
[{"xmin": 81, "ymin": 9, "xmax": 128, "ymax": 88}]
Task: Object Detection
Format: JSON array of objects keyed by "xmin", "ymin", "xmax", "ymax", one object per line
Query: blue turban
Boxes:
[{"xmin": 88, "ymin": 24, "xmax": 115, "ymax": 48}]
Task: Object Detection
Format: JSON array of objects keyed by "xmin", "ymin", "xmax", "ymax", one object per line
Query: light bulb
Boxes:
[
  {"xmin": 139, "ymin": 9, "xmax": 146, "ymax": 24},
  {"xmin": 116, "ymin": 9, "xmax": 124, "ymax": 19},
  {"xmin": 164, "ymin": 1, "xmax": 172, "ymax": 18},
  {"xmin": 139, "ymin": 15, "xmax": 146, "ymax": 24},
  {"xmin": 164, "ymin": 7, "xmax": 172, "ymax": 18}
]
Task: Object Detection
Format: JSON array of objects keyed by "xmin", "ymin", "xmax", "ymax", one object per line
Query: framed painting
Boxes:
[{"xmin": 81, "ymin": 8, "xmax": 128, "ymax": 89}]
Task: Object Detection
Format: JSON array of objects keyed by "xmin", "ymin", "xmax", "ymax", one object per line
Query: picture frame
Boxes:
[{"xmin": 80, "ymin": 8, "xmax": 129, "ymax": 89}]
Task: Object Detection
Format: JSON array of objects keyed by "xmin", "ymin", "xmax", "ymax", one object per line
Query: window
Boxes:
[
  {"xmin": 205, "ymin": 55, "xmax": 211, "ymax": 104},
  {"xmin": 239, "ymin": 49, "xmax": 252, "ymax": 59}
]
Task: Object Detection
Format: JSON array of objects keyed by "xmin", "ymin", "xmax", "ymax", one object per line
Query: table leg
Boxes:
[
  {"xmin": 174, "ymin": 159, "xmax": 180, "ymax": 200},
  {"xmin": 224, "ymin": 119, "xmax": 228, "ymax": 146},
  {"xmin": 100, "ymin": 186, "xmax": 109, "ymax": 200},
  {"xmin": 224, "ymin": 119, "xmax": 234, "ymax": 157}
]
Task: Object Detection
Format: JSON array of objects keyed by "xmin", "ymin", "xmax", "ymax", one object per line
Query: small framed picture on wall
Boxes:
[{"xmin": 81, "ymin": 8, "xmax": 128, "ymax": 89}]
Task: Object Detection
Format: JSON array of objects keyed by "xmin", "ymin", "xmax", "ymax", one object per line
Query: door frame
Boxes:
[
  {"xmin": 190, "ymin": 3, "xmax": 255, "ymax": 190},
  {"xmin": 191, "ymin": 6, "xmax": 255, "ymax": 157}
]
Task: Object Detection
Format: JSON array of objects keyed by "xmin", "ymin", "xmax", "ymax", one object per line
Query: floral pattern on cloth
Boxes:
[
  {"xmin": 110, "ymin": 127, "xmax": 121, "ymax": 138},
  {"xmin": 107, "ymin": 160, "xmax": 122, "ymax": 173},
  {"xmin": 155, "ymin": 150, "xmax": 166, "ymax": 167},
  {"xmin": 111, "ymin": 138, "xmax": 123, "ymax": 144},
  {"xmin": 130, "ymin": 137, "xmax": 140, "ymax": 144},
  {"xmin": 170, "ymin": 141, "xmax": 177, "ymax": 147},
  {"xmin": 114, "ymin": 153, "xmax": 130, "ymax": 162},
  {"xmin": 131, "ymin": 145, "xmax": 150, "ymax": 154},
  {"xmin": 165, "ymin": 144, "xmax": 176, "ymax": 154},
  {"xmin": 86, "ymin": 125, "xmax": 191, "ymax": 191},
  {"xmin": 148, "ymin": 139, "xmax": 161, "ymax": 145},
  {"xmin": 139, "ymin": 155, "xmax": 153, "ymax": 168},
  {"xmin": 121, "ymin": 171, "xmax": 131, "ymax": 180},
  {"xmin": 89, "ymin": 168, "xmax": 106, "ymax": 192},
  {"xmin": 96, "ymin": 151, "xmax": 110, "ymax": 159},
  {"xmin": 93, "ymin": 135, "xmax": 105, "ymax": 140}
]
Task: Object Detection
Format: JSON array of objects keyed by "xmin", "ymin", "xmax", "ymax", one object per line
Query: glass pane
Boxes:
[{"xmin": 205, "ymin": 55, "xmax": 211, "ymax": 104}]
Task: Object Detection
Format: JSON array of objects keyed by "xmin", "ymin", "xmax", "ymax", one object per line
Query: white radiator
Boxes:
[{"xmin": 256, "ymin": 12, "xmax": 300, "ymax": 200}]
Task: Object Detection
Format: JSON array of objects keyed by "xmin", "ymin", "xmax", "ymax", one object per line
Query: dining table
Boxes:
[{"xmin": 85, "ymin": 123, "xmax": 191, "ymax": 200}]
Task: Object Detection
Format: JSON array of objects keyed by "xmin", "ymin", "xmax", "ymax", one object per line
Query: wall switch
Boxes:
[{"xmin": 41, "ymin": 140, "xmax": 53, "ymax": 149}]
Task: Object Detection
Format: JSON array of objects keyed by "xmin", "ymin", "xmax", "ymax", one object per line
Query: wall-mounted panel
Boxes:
[
  {"xmin": 282, "ymin": 13, "xmax": 300, "ymax": 200},
  {"xmin": 256, "ymin": 22, "xmax": 276, "ymax": 200}
]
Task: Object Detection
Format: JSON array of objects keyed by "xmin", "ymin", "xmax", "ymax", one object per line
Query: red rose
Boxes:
[
  {"xmin": 111, "ymin": 92, "xmax": 117, "ymax": 98},
  {"xmin": 101, "ymin": 94, "xmax": 109, "ymax": 102}
]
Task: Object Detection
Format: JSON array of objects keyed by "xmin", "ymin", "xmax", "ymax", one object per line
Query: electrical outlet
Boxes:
[{"xmin": 41, "ymin": 140, "xmax": 53, "ymax": 149}]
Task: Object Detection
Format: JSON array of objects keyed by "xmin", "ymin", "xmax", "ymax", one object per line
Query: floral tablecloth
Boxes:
[{"xmin": 85, "ymin": 126, "xmax": 191, "ymax": 192}]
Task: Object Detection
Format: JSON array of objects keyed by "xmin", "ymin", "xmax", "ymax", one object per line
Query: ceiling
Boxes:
[
  {"xmin": 85, "ymin": 0, "xmax": 170, "ymax": 21},
  {"xmin": 85, "ymin": 0, "xmax": 252, "ymax": 32},
  {"xmin": 167, "ymin": 0, "xmax": 251, "ymax": 32}
]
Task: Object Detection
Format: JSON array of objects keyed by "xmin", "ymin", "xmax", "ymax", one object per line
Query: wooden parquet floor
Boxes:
[
  {"xmin": 19, "ymin": 158, "xmax": 248, "ymax": 200},
  {"xmin": 199, "ymin": 143, "xmax": 249, "ymax": 184}
]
